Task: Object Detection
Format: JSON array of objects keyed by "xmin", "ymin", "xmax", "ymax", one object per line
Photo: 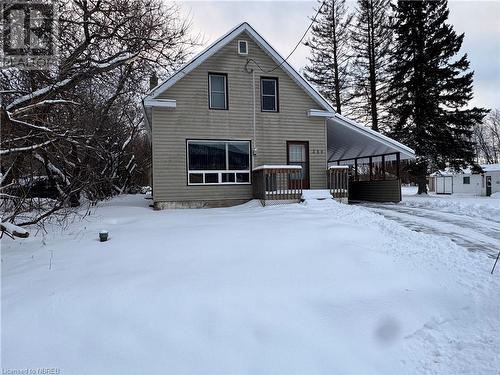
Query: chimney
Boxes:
[{"xmin": 149, "ymin": 73, "xmax": 158, "ymax": 90}]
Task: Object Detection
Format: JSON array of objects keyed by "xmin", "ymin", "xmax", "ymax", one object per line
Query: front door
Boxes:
[
  {"xmin": 287, "ymin": 141, "xmax": 310, "ymax": 189},
  {"xmin": 486, "ymin": 176, "xmax": 492, "ymax": 196}
]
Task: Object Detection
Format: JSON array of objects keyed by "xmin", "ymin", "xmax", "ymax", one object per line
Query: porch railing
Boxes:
[
  {"xmin": 328, "ymin": 166, "xmax": 349, "ymax": 202},
  {"xmin": 252, "ymin": 165, "xmax": 302, "ymax": 204}
]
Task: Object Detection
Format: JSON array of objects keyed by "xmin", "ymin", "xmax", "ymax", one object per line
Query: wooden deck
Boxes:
[{"xmin": 252, "ymin": 166, "xmax": 303, "ymax": 205}]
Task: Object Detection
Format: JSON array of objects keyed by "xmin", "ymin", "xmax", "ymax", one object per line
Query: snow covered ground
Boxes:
[
  {"xmin": 2, "ymin": 194, "xmax": 499, "ymax": 374},
  {"xmin": 401, "ymin": 186, "xmax": 500, "ymax": 222},
  {"xmin": 359, "ymin": 187, "xmax": 500, "ymax": 258}
]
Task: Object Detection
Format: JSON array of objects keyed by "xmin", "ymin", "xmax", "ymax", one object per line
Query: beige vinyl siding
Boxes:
[{"xmin": 152, "ymin": 31, "xmax": 327, "ymax": 203}]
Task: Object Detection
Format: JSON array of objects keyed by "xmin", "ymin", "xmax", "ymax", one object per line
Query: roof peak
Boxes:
[{"xmin": 144, "ymin": 22, "xmax": 334, "ymax": 112}]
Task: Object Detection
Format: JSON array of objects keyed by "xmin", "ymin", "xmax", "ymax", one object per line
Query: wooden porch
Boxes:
[
  {"xmin": 252, "ymin": 150, "xmax": 404, "ymax": 205},
  {"xmin": 252, "ymin": 165, "xmax": 303, "ymax": 205}
]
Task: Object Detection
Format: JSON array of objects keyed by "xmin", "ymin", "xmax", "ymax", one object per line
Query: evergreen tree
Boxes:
[
  {"xmin": 350, "ymin": 0, "xmax": 393, "ymax": 131},
  {"xmin": 304, "ymin": 0, "xmax": 353, "ymax": 114},
  {"xmin": 388, "ymin": 0, "xmax": 488, "ymax": 194}
]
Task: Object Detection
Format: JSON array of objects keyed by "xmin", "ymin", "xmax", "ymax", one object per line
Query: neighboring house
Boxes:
[
  {"xmin": 430, "ymin": 164, "xmax": 500, "ymax": 196},
  {"xmin": 143, "ymin": 23, "xmax": 415, "ymax": 209}
]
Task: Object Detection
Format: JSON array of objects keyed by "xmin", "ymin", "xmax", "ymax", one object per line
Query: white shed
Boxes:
[{"xmin": 431, "ymin": 163, "xmax": 500, "ymax": 196}]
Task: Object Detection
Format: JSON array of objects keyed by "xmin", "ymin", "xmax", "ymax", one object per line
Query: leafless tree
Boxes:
[
  {"xmin": 1, "ymin": 0, "xmax": 196, "ymax": 233},
  {"xmin": 474, "ymin": 109, "xmax": 500, "ymax": 164}
]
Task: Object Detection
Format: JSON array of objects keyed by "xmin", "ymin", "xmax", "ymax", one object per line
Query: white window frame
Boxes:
[
  {"xmin": 187, "ymin": 140, "xmax": 251, "ymax": 185},
  {"xmin": 237, "ymin": 40, "xmax": 248, "ymax": 55},
  {"xmin": 208, "ymin": 73, "xmax": 227, "ymax": 110},
  {"xmin": 261, "ymin": 77, "xmax": 278, "ymax": 112}
]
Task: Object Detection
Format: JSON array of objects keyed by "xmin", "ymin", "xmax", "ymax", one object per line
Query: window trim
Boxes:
[
  {"xmin": 208, "ymin": 73, "xmax": 228, "ymax": 110},
  {"xmin": 237, "ymin": 40, "xmax": 248, "ymax": 55},
  {"xmin": 260, "ymin": 77, "xmax": 279, "ymax": 112},
  {"xmin": 186, "ymin": 139, "xmax": 252, "ymax": 186},
  {"xmin": 463, "ymin": 176, "xmax": 471, "ymax": 184}
]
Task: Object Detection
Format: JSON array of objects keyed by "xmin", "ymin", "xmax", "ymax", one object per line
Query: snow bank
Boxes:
[{"xmin": 2, "ymin": 195, "xmax": 499, "ymax": 374}]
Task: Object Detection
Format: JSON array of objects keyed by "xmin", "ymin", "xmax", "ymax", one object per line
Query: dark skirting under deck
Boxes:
[{"xmin": 349, "ymin": 179, "xmax": 402, "ymax": 203}]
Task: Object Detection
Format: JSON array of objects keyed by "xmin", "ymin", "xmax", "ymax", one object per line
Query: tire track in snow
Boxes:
[
  {"xmin": 370, "ymin": 204, "xmax": 500, "ymax": 241},
  {"xmin": 401, "ymin": 201, "xmax": 500, "ymax": 226},
  {"xmin": 358, "ymin": 203, "xmax": 500, "ymax": 259}
]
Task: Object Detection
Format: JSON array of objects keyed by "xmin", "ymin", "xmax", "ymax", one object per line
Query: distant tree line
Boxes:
[
  {"xmin": 474, "ymin": 109, "xmax": 500, "ymax": 164},
  {"xmin": 1, "ymin": 0, "xmax": 196, "ymax": 229},
  {"xmin": 304, "ymin": 0, "xmax": 488, "ymax": 193}
]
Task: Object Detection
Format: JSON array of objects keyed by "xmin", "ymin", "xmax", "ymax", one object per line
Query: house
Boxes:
[
  {"xmin": 143, "ymin": 22, "xmax": 415, "ymax": 209},
  {"xmin": 431, "ymin": 164, "xmax": 500, "ymax": 196}
]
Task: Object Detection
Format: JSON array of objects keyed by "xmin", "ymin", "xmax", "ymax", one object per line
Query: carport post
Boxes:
[
  {"xmin": 354, "ymin": 158, "xmax": 358, "ymax": 181},
  {"xmin": 381, "ymin": 155, "xmax": 386, "ymax": 180},
  {"xmin": 396, "ymin": 153, "xmax": 400, "ymax": 179},
  {"xmin": 369, "ymin": 157, "xmax": 373, "ymax": 181}
]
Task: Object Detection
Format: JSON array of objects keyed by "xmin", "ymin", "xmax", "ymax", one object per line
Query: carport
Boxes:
[
  {"xmin": 327, "ymin": 114, "xmax": 414, "ymax": 202},
  {"xmin": 309, "ymin": 110, "xmax": 415, "ymax": 202}
]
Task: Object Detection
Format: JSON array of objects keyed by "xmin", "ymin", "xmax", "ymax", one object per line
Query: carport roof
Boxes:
[{"xmin": 326, "ymin": 113, "xmax": 415, "ymax": 162}]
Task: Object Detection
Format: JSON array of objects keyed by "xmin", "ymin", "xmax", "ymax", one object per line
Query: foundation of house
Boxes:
[{"xmin": 153, "ymin": 199, "xmax": 252, "ymax": 210}]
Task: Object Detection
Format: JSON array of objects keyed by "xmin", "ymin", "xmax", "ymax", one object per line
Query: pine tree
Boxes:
[
  {"xmin": 304, "ymin": 0, "xmax": 353, "ymax": 114},
  {"xmin": 388, "ymin": 0, "xmax": 488, "ymax": 194},
  {"xmin": 350, "ymin": 0, "xmax": 393, "ymax": 131}
]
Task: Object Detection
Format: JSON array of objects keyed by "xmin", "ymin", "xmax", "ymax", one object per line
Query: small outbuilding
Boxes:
[{"xmin": 430, "ymin": 164, "xmax": 500, "ymax": 196}]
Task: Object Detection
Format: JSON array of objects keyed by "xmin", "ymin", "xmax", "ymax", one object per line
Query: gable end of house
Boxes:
[{"xmin": 144, "ymin": 22, "xmax": 334, "ymax": 113}]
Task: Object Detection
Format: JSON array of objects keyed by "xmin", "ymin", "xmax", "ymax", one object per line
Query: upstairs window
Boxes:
[
  {"xmin": 209, "ymin": 73, "xmax": 228, "ymax": 110},
  {"xmin": 187, "ymin": 140, "xmax": 251, "ymax": 185},
  {"xmin": 261, "ymin": 77, "xmax": 278, "ymax": 112},
  {"xmin": 463, "ymin": 176, "xmax": 470, "ymax": 184},
  {"xmin": 238, "ymin": 40, "xmax": 248, "ymax": 55}
]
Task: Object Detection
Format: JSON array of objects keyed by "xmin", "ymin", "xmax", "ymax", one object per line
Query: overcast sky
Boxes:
[{"xmin": 176, "ymin": 0, "xmax": 500, "ymax": 110}]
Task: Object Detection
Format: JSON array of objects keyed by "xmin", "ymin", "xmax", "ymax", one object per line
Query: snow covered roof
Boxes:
[
  {"xmin": 429, "ymin": 170, "xmax": 452, "ymax": 177},
  {"xmin": 143, "ymin": 22, "xmax": 334, "ymax": 112},
  {"xmin": 325, "ymin": 113, "xmax": 415, "ymax": 161},
  {"xmin": 431, "ymin": 163, "xmax": 500, "ymax": 176},
  {"xmin": 482, "ymin": 163, "xmax": 500, "ymax": 172}
]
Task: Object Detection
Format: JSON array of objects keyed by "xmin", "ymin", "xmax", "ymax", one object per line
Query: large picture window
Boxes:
[
  {"xmin": 187, "ymin": 140, "xmax": 251, "ymax": 185},
  {"xmin": 209, "ymin": 73, "xmax": 228, "ymax": 110}
]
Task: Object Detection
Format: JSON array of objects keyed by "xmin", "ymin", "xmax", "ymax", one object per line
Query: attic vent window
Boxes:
[{"xmin": 238, "ymin": 40, "xmax": 248, "ymax": 55}]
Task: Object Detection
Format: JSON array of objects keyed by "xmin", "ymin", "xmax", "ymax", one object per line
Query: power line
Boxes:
[{"xmin": 246, "ymin": 0, "xmax": 327, "ymax": 74}]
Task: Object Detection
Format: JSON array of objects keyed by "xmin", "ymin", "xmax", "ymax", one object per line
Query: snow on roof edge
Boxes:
[
  {"xmin": 253, "ymin": 165, "xmax": 302, "ymax": 171},
  {"xmin": 431, "ymin": 163, "xmax": 500, "ymax": 176},
  {"xmin": 482, "ymin": 163, "xmax": 500, "ymax": 172}
]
